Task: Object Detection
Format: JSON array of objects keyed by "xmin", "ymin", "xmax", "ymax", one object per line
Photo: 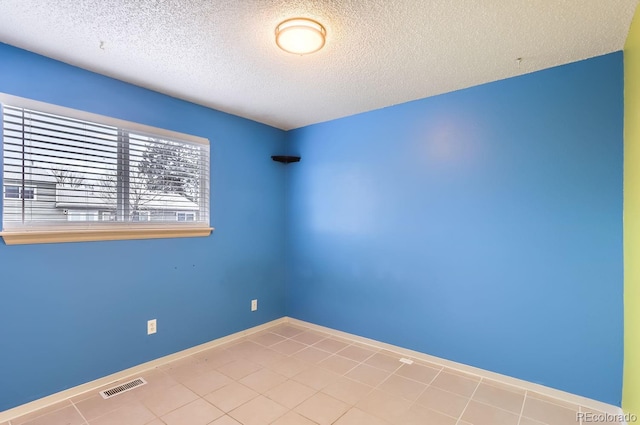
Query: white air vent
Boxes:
[{"xmin": 99, "ymin": 377, "xmax": 147, "ymax": 399}]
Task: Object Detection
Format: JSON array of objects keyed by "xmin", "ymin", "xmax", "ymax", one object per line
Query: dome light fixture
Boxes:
[{"xmin": 275, "ymin": 18, "xmax": 326, "ymax": 55}]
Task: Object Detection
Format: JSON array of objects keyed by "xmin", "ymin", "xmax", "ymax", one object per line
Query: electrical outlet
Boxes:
[
  {"xmin": 147, "ymin": 319, "xmax": 157, "ymax": 335},
  {"xmin": 251, "ymin": 299, "xmax": 258, "ymax": 312}
]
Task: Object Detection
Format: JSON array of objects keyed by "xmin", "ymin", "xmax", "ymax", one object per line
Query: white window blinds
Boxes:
[{"xmin": 2, "ymin": 97, "xmax": 210, "ymax": 231}]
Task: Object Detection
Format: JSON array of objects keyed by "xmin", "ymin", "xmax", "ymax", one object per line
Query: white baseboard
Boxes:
[
  {"xmin": 0, "ymin": 318, "xmax": 286, "ymax": 423},
  {"xmin": 0, "ymin": 316, "xmax": 625, "ymax": 422},
  {"xmin": 285, "ymin": 317, "xmax": 625, "ymax": 416}
]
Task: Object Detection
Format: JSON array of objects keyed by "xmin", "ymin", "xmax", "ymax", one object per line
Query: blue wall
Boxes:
[
  {"xmin": 0, "ymin": 43, "xmax": 625, "ymax": 410},
  {"xmin": 286, "ymin": 53, "xmax": 624, "ymax": 405},
  {"xmin": 0, "ymin": 43, "xmax": 288, "ymax": 411}
]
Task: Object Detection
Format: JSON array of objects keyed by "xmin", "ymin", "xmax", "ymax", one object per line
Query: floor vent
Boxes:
[
  {"xmin": 399, "ymin": 358, "xmax": 414, "ymax": 365},
  {"xmin": 99, "ymin": 377, "xmax": 147, "ymax": 399}
]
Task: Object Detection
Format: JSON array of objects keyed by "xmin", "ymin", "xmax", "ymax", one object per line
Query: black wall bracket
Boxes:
[{"xmin": 271, "ymin": 155, "xmax": 301, "ymax": 164}]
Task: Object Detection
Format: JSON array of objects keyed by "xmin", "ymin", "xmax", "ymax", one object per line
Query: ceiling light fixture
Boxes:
[{"xmin": 275, "ymin": 18, "xmax": 326, "ymax": 55}]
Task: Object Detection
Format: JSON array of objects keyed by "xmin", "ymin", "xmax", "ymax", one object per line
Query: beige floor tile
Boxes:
[
  {"xmin": 249, "ymin": 332, "xmax": 287, "ymax": 347},
  {"xmin": 225, "ymin": 340, "xmax": 264, "ymax": 358},
  {"xmin": 140, "ymin": 384, "xmax": 198, "ymax": 417},
  {"xmin": 345, "ymin": 364, "xmax": 391, "ymax": 387},
  {"xmin": 72, "ymin": 387, "xmax": 103, "ymax": 404},
  {"xmin": 414, "ymin": 358, "xmax": 446, "ymax": 371},
  {"xmin": 14, "ymin": 405, "xmax": 85, "ymax": 425},
  {"xmin": 238, "ymin": 368, "xmax": 287, "ymax": 393},
  {"xmin": 394, "ymin": 363, "xmax": 440, "ymax": 385},
  {"xmin": 271, "ymin": 410, "xmax": 318, "ymax": 425},
  {"xmin": 291, "ymin": 331, "xmax": 328, "ymax": 346},
  {"xmin": 209, "ymin": 415, "xmax": 243, "ymax": 424},
  {"xmin": 143, "ymin": 420, "xmax": 165, "ymax": 425},
  {"xmin": 13, "ymin": 322, "xmax": 608, "ymax": 425},
  {"xmin": 295, "ymin": 392, "xmax": 349, "ymax": 425},
  {"xmin": 399, "ymin": 403, "xmax": 457, "ymax": 425},
  {"xmin": 356, "ymin": 389, "xmax": 412, "ymax": 423},
  {"xmin": 204, "ymin": 382, "xmax": 258, "ymax": 412},
  {"xmin": 12, "ymin": 401, "xmax": 74, "ymax": 424},
  {"xmin": 322, "ymin": 377, "xmax": 373, "ymax": 406},
  {"xmin": 313, "ymin": 338, "xmax": 351, "ymax": 354},
  {"xmin": 526, "ymin": 391, "xmax": 579, "ymax": 410},
  {"xmin": 415, "ymin": 385, "xmax": 469, "ymax": 418},
  {"xmin": 430, "ymin": 371, "xmax": 479, "ymax": 397},
  {"xmin": 74, "ymin": 392, "xmax": 138, "ymax": 421},
  {"xmin": 181, "ymin": 369, "xmax": 232, "ymax": 396},
  {"xmin": 292, "ymin": 366, "xmax": 341, "ymax": 390},
  {"xmin": 160, "ymin": 399, "xmax": 223, "ymax": 425},
  {"xmin": 89, "ymin": 402, "xmax": 155, "ymax": 425},
  {"xmin": 333, "ymin": 407, "xmax": 390, "ymax": 425},
  {"xmin": 518, "ymin": 417, "xmax": 546, "ymax": 425},
  {"xmin": 265, "ymin": 380, "xmax": 317, "ymax": 409},
  {"xmin": 522, "ymin": 396, "xmax": 580, "ymax": 425},
  {"xmin": 351, "ymin": 341, "xmax": 379, "ymax": 350},
  {"xmin": 364, "ymin": 353, "xmax": 403, "ymax": 372},
  {"xmin": 161, "ymin": 356, "xmax": 211, "ymax": 383},
  {"xmin": 217, "ymin": 359, "xmax": 262, "ymax": 380},
  {"xmin": 228, "ymin": 395, "xmax": 287, "ymax": 425},
  {"xmin": 134, "ymin": 370, "xmax": 180, "ymax": 398},
  {"xmin": 461, "ymin": 400, "xmax": 519, "ymax": 425},
  {"xmin": 270, "ymin": 339, "xmax": 307, "ymax": 356},
  {"xmin": 319, "ymin": 355, "xmax": 359, "ymax": 375},
  {"xmin": 481, "ymin": 379, "xmax": 526, "ymax": 395},
  {"xmin": 292, "ymin": 347, "xmax": 332, "ymax": 364},
  {"xmin": 242, "ymin": 348, "xmax": 287, "ymax": 367},
  {"xmin": 441, "ymin": 368, "xmax": 481, "ymax": 380},
  {"xmin": 193, "ymin": 348, "xmax": 237, "ymax": 369},
  {"xmin": 270, "ymin": 325, "xmax": 306, "ymax": 338},
  {"xmin": 268, "ymin": 357, "xmax": 311, "ymax": 378},
  {"xmin": 336, "ymin": 345, "xmax": 376, "ymax": 362},
  {"xmin": 377, "ymin": 374, "xmax": 427, "ymax": 401},
  {"xmin": 472, "ymin": 382, "xmax": 524, "ymax": 414}
]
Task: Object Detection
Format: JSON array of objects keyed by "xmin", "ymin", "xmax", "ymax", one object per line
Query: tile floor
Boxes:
[{"xmin": 4, "ymin": 323, "xmax": 623, "ymax": 425}]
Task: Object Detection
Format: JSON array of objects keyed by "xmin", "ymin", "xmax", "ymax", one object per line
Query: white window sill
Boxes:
[{"xmin": 0, "ymin": 227, "xmax": 214, "ymax": 245}]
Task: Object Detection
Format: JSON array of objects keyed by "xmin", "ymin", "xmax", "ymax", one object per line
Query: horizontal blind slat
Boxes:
[{"xmin": 3, "ymin": 103, "xmax": 210, "ymax": 229}]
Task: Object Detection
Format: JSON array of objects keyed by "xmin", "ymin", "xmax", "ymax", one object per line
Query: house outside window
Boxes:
[
  {"xmin": 0, "ymin": 93, "xmax": 212, "ymax": 244},
  {"xmin": 177, "ymin": 212, "xmax": 196, "ymax": 222},
  {"xmin": 4, "ymin": 185, "xmax": 35, "ymax": 200},
  {"xmin": 133, "ymin": 211, "xmax": 151, "ymax": 222}
]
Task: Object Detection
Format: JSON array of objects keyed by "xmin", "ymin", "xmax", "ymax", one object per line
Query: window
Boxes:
[
  {"xmin": 67, "ymin": 210, "xmax": 98, "ymax": 222},
  {"xmin": 4, "ymin": 185, "xmax": 35, "ymax": 200},
  {"xmin": 133, "ymin": 211, "xmax": 150, "ymax": 222},
  {"xmin": 1, "ymin": 94, "xmax": 212, "ymax": 245},
  {"xmin": 177, "ymin": 212, "xmax": 196, "ymax": 222},
  {"xmin": 100, "ymin": 211, "xmax": 115, "ymax": 221}
]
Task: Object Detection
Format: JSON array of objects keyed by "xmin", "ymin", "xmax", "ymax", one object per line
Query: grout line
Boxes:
[
  {"xmin": 454, "ymin": 376, "xmax": 482, "ymax": 425},
  {"xmin": 286, "ymin": 317, "xmax": 617, "ymax": 415},
  {"xmin": 579, "ymin": 404, "xmax": 583, "ymax": 425},
  {"xmin": 71, "ymin": 402, "xmax": 88, "ymax": 425},
  {"xmin": 200, "ymin": 324, "xmax": 530, "ymax": 423},
  {"xmin": 526, "ymin": 391, "xmax": 582, "ymax": 413},
  {"xmin": 404, "ymin": 366, "xmax": 445, "ymax": 412},
  {"xmin": 516, "ymin": 391, "xmax": 527, "ymax": 425},
  {"xmin": 8, "ymin": 321, "xmax": 596, "ymax": 425},
  {"xmin": 465, "ymin": 394, "xmax": 525, "ymax": 418}
]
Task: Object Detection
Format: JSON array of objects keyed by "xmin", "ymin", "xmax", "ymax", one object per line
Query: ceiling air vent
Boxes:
[{"xmin": 99, "ymin": 377, "xmax": 147, "ymax": 399}]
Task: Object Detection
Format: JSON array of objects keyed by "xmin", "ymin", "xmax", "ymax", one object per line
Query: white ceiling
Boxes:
[{"xmin": 0, "ymin": 1, "xmax": 637, "ymax": 130}]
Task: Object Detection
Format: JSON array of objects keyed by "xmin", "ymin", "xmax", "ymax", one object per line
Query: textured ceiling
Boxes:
[{"xmin": 0, "ymin": 0, "xmax": 637, "ymax": 130}]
